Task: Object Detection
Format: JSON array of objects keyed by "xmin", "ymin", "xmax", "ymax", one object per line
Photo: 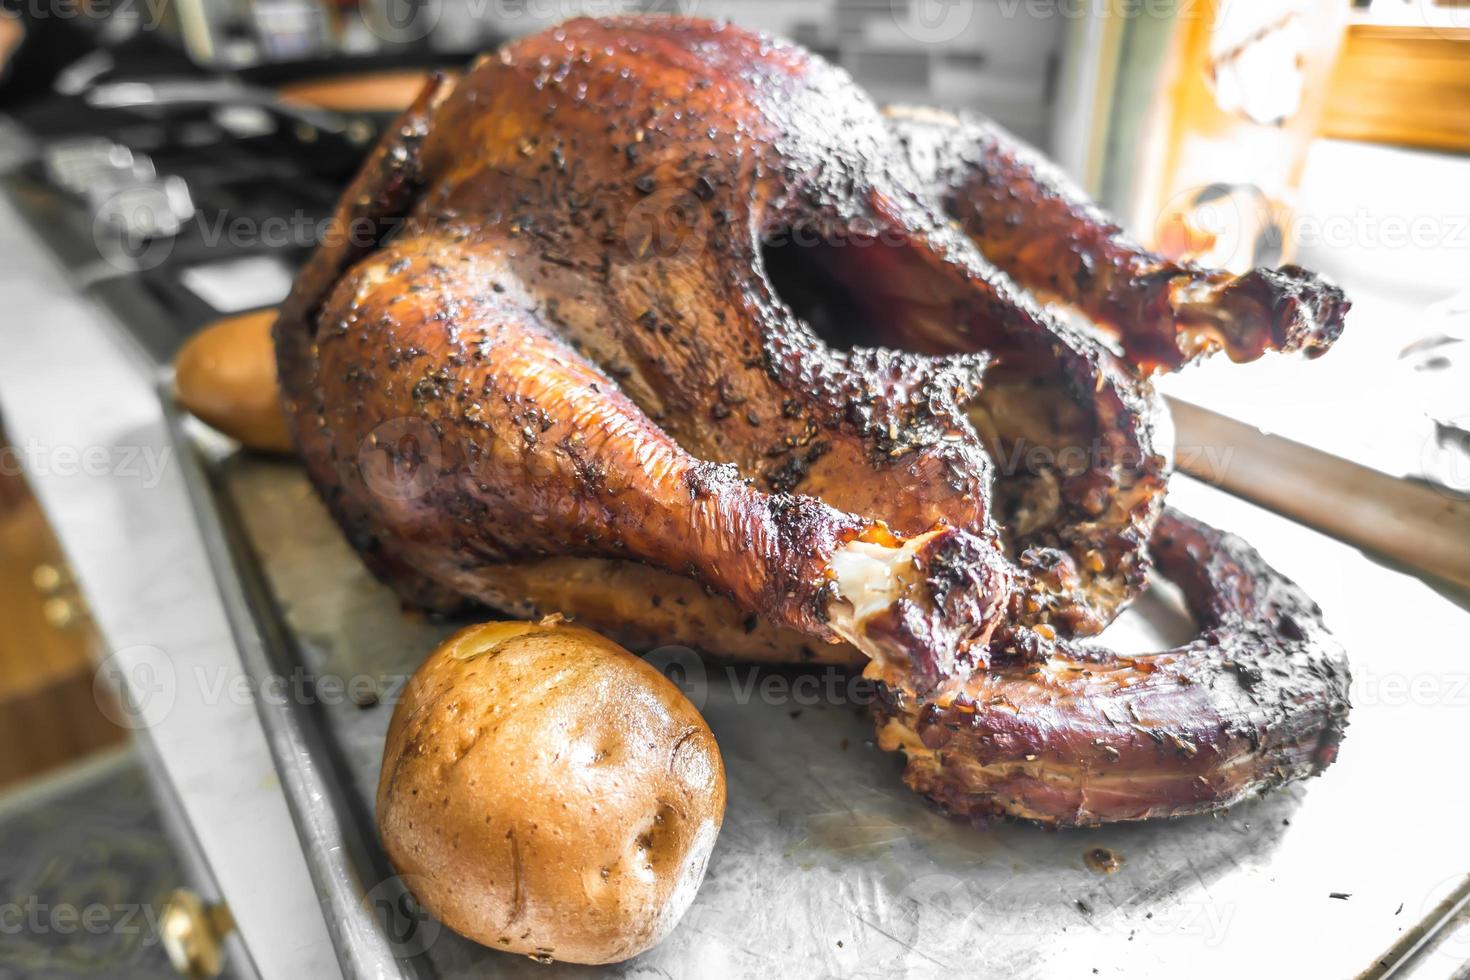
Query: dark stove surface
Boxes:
[{"xmin": 7, "ymin": 89, "xmax": 381, "ymax": 362}]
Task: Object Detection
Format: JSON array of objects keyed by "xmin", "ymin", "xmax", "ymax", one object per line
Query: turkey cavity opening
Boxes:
[
  {"xmin": 762, "ymin": 227, "xmax": 885, "ymax": 350},
  {"xmin": 760, "ymin": 224, "xmax": 958, "ymax": 354}
]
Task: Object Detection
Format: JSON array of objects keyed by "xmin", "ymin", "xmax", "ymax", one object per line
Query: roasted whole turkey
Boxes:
[{"xmin": 275, "ymin": 17, "xmax": 1351, "ymax": 827}]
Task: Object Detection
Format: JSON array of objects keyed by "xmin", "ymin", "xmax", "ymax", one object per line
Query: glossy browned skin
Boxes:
[
  {"xmin": 873, "ymin": 509, "xmax": 1350, "ymax": 826},
  {"xmin": 885, "ymin": 107, "xmax": 1350, "ymax": 374},
  {"xmin": 276, "ymin": 17, "xmax": 1350, "ymax": 823}
]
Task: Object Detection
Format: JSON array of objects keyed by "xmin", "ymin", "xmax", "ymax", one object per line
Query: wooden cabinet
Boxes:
[
  {"xmin": 1323, "ymin": 24, "xmax": 1470, "ymax": 154},
  {"xmin": 0, "ymin": 421, "xmax": 125, "ymax": 789}
]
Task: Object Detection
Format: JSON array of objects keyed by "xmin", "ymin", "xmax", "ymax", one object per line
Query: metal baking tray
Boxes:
[{"xmin": 165, "ymin": 395, "xmax": 1470, "ymax": 979}]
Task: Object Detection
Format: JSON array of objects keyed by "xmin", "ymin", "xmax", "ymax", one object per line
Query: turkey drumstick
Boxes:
[{"xmin": 887, "ymin": 107, "xmax": 1350, "ymax": 374}]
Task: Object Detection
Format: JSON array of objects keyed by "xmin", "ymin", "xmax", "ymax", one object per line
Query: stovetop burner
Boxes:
[{"xmin": 6, "ymin": 84, "xmax": 385, "ymax": 362}]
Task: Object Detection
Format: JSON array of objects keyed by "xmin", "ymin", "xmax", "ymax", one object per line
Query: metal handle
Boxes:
[
  {"xmin": 32, "ymin": 563, "xmax": 89, "ymax": 629},
  {"xmin": 160, "ymin": 888, "xmax": 236, "ymax": 978},
  {"xmin": 1169, "ymin": 396, "xmax": 1470, "ymax": 592}
]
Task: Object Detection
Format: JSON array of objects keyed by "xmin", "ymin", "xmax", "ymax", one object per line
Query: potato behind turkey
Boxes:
[
  {"xmin": 173, "ymin": 309, "xmax": 294, "ymax": 455},
  {"xmin": 377, "ymin": 619, "xmax": 725, "ymax": 965}
]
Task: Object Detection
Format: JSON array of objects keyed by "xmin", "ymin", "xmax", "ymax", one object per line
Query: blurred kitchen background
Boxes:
[{"xmin": 1, "ymin": 0, "xmax": 1468, "ymax": 976}]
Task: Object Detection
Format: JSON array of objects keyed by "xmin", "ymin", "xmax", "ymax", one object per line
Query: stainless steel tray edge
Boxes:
[{"xmin": 163, "ymin": 387, "xmax": 420, "ymax": 980}]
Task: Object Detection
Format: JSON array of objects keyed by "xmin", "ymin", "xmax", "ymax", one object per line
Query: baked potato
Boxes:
[
  {"xmin": 173, "ymin": 309, "xmax": 293, "ymax": 454},
  {"xmin": 377, "ymin": 618, "xmax": 725, "ymax": 964}
]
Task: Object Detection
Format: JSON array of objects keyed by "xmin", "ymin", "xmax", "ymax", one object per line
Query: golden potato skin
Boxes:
[
  {"xmin": 174, "ymin": 309, "xmax": 294, "ymax": 454},
  {"xmin": 377, "ymin": 620, "xmax": 725, "ymax": 965}
]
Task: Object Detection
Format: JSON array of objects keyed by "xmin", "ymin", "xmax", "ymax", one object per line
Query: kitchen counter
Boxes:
[{"xmin": 0, "ymin": 193, "xmax": 341, "ymax": 980}]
